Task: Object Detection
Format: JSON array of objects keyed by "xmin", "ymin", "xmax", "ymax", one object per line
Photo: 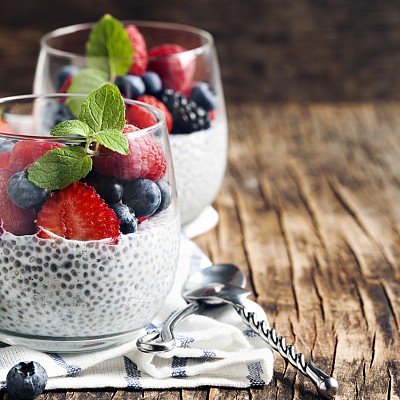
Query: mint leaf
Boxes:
[
  {"xmin": 79, "ymin": 83, "xmax": 125, "ymax": 132},
  {"xmin": 93, "ymin": 129, "xmax": 129, "ymax": 155},
  {"xmin": 66, "ymin": 68, "xmax": 109, "ymax": 116},
  {"xmin": 86, "ymin": 14, "xmax": 133, "ymax": 78},
  {"xmin": 50, "ymin": 119, "xmax": 92, "ymax": 137},
  {"xmin": 28, "ymin": 146, "xmax": 92, "ymax": 190}
]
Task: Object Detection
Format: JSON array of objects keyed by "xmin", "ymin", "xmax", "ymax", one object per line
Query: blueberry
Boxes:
[
  {"xmin": 142, "ymin": 71, "xmax": 162, "ymax": 95},
  {"xmin": 0, "ymin": 139, "xmax": 16, "ymax": 153},
  {"xmin": 6, "ymin": 361, "xmax": 48, "ymax": 400},
  {"xmin": 116, "ymin": 75, "xmax": 145, "ymax": 99},
  {"xmin": 54, "ymin": 65, "xmax": 79, "ymax": 91},
  {"xmin": 83, "ymin": 171, "xmax": 124, "ymax": 204},
  {"xmin": 155, "ymin": 179, "xmax": 172, "ymax": 213},
  {"xmin": 190, "ymin": 82, "xmax": 217, "ymax": 111},
  {"xmin": 110, "ymin": 203, "xmax": 138, "ymax": 234},
  {"xmin": 123, "ymin": 178, "xmax": 161, "ymax": 217},
  {"xmin": 7, "ymin": 171, "xmax": 49, "ymax": 209}
]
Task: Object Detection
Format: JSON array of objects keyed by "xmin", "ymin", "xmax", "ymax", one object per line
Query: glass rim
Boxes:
[
  {"xmin": 40, "ymin": 20, "xmax": 215, "ymax": 61},
  {"xmin": 0, "ymin": 92, "xmax": 167, "ymax": 141}
]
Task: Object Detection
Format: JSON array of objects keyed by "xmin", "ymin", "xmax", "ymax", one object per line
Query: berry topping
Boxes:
[
  {"xmin": 116, "ymin": 74, "xmax": 145, "ymax": 99},
  {"xmin": 126, "ymin": 24, "xmax": 148, "ymax": 76},
  {"xmin": 37, "ymin": 182, "xmax": 121, "ymax": 242},
  {"xmin": 0, "ymin": 139, "xmax": 16, "ymax": 153},
  {"xmin": 110, "ymin": 202, "xmax": 138, "ymax": 234},
  {"xmin": 6, "ymin": 361, "xmax": 48, "ymax": 400},
  {"xmin": 155, "ymin": 179, "xmax": 172, "ymax": 213},
  {"xmin": 157, "ymin": 89, "xmax": 211, "ymax": 133},
  {"xmin": 0, "ymin": 151, "xmax": 10, "ymax": 169},
  {"xmin": 123, "ymin": 178, "xmax": 161, "ymax": 218},
  {"xmin": 0, "ymin": 168, "xmax": 36, "ymax": 235},
  {"xmin": 9, "ymin": 141, "xmax": 64, "ymax": 173},
  {"xmin": 137, "ymin": 94, "xmax": 173, "ymax": 132},
  {"xmin": 148, "ymin": 44, "xmax": 195, "ymax": 93},
  {"xmin": 55, "ymin": 65, "xmax": 79, "ymax": 92},
  {"xmin": 126, "ymin": 103, "xmax": 157, "ymax": 129},
  {"xmin": 83, "ymin": 170, "xmax": 124, "ymax": 204},
  {"xmin": 93, "ymin": 127, "xmax": 167, "ymax": 181},
  {"xmin": 142, "ymin": 71, "xmax": 162, "ymax": 95},
  {"xmin": 190, "ymin": 82, "xmax": 217, "ymax": 111},
  {"xmin": 7, "ymin": 171, "xmax": 49, "ymax": 209}
]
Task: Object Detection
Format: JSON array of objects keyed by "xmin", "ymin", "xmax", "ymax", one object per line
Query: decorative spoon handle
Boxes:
[{"xmin": 236, "ymin": 305, "xmax": 338, "ymax": 398}]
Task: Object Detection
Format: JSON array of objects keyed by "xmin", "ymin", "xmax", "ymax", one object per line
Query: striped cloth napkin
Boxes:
[{"xmin": 0, "ymin": 237, "xmax": 274, "ymax": 390}]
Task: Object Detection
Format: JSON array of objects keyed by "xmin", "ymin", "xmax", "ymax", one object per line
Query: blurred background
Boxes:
[{"xmin": 0, "ymin": 0, "xmax": 399, "ymax": 102}]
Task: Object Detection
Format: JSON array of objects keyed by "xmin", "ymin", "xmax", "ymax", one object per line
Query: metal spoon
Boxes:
[
  {"xmin": 185, "ymin": 282, "xmax": 339, "ymax": 398},
  {"xmin": 138, "ymin": 263, "xmax": 338, "ymax": 398},
  {"xmin": 136, "ymin": 263, "xmax": 247, "ymax": 352}
]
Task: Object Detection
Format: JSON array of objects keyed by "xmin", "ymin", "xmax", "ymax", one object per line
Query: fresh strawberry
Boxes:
[
  {"xmin": 126, "ymin": 103, "xmax": 157, "ymax": 129},
  {"xmin": 9, "ymin": 141, "xmax": 64, "ymax": 172},
  {"xmin": 0, "ymin": 168, "xmax": 36, "ymax": 235},
  {"xmin": 137, "ymin": 95, "xmax": 173, "ymax": 132},
  {"xmin": 93, "ymin": 125, "xmax": 167, "ymax": 181},
  {"xmin": 37, "ymin": 182, "xmax": 121, "ymax": 242},
  {"xmin": 126, "ymin": 24, "xmax": 148, "ymax": 76},
  {"xmin": 148, "ymin": 44, "xmax": 195, "ymax": 93}
]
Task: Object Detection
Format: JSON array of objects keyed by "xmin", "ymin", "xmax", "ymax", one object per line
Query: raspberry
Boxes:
[
  {"xmin": 9, "ymin": 141, "xmax": 64, "ymax": 173},
  {"xmin": 137, "ymin": 95, "xmax": 173, "ymax": 132},
  {"xmin": 148, "ymin": 44, "xmax": 195, "ymax": 93},
  {"xmin": 37, "ymin": 182, "xmax": 121, "ymax": 242},
  {"xmin": 125, "ymin": 103, "xmax": 157, "ymax": 129},
  {"xmin": 0, "ymin": 168, "xmax": 36, "ymax": 235},
  {"xmin": 93, "ymin": 126, "xmax": 167, "ymax": 181},
  {"xmin": 126, "ymin": 24, "xmax": 148, "ymax": 76},
  {"xmin": 0, "ymin": 152, "xmax": 10, "ymax": 169}
]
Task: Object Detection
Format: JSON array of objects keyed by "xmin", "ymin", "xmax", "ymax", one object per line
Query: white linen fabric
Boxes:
[{"xmin": 0, "ymin": 237, "xmax": 274, "ymax": 390}]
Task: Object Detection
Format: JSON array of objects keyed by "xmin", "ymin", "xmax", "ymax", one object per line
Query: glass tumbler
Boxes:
[
  {"xmin": 34, "ymin": 20, "xmax": 228, "ymax": 236},
  {"xmin": 0, "ymin": 93, "xmax": 180, "ymax": 352}
]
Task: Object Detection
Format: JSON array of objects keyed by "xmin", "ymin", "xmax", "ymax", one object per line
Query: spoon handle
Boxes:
[
  {"xmin": 236, "ymin": 305, "xmax": 338, "ymax": 398},
  {"xmin": 136, "ymin": 302, "xmax": 202, "ymax": 353}
]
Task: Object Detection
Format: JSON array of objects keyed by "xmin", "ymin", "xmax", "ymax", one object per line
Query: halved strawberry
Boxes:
[
  {"xmin": 9, "ymin": 141, "xmax": 65, "ymax": 172},
  {"xmin": 148, "ymin": 44, "xmax": 195, "ymax": 93},
  {"xmin": 37, "ymin": 182, "xmax": 121, "ymax": 242},
  {"xmin": 93, "ymin": 125, "xmax": 167, "ymax": 181},
  {"xmin": 126, "ymin": 24, "xmax": 148, "ymax": 76},
  {"xmin": 136, "ymin": 95, "xmax": 173, "ymax": 132},
  {"xmin": 0, "ymin": 168, "xmax": 36, "ymax": 235}
]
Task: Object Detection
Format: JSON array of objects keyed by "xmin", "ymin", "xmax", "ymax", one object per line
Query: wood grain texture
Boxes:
[
  {"xmin": 0, "ymin": 0, "xmax": 399, "ymax": 101},
  {"xmin": 0, "ymin": 106, "xmax": 399, "ymax": 398}
]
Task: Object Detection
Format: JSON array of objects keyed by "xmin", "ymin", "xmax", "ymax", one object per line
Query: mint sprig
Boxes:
[
  {"xmin": 86, "ymin": 14, "xmax": 134, "ymax": 79},
  {"xmin": 28, "ymin": 84, "xmax": 129, "ymax": 190},
  {"xmin": 66, "ymin": 15, "xmax": 134, "ymax": 116}
]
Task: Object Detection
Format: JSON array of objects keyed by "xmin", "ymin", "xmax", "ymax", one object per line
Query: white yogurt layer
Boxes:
[
  {"xmin": 170, "ymin": 118, "xmax": 228, "ymax": 226},
  {"xmin": 0, "ymin": 209, "xmax": 180, "ymax": 339}
]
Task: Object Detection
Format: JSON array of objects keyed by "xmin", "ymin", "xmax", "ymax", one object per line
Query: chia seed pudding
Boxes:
[
  {"xmin": 0, "ymin": 210, "xmax": 180, "ymax": 340},
  {"xmin": 170, "ymin": 119, "xmax": 227, "ymax": 226}
]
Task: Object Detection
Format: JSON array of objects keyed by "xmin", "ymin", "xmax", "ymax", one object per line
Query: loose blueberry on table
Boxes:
[{"xmin": 6, "ymin": 361, "xmax": 48, "ymax": 400}]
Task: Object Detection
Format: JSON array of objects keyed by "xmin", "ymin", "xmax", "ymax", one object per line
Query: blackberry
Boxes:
[{"xmin": 157, "ymin": 89, "xmax": 211, "ymax": 134}]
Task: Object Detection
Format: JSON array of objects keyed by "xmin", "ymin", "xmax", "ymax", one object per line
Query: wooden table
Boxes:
[{"xmin": 2, "ymin": 102, "xmax": 399, "ymax": 399}]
